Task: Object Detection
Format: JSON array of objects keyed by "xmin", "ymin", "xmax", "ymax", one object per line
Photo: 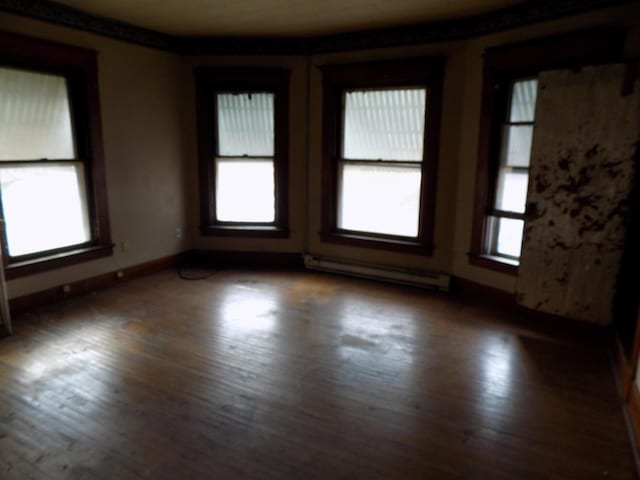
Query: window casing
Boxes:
[
  {"xmin": 320, "ymin": 57, "xmax": 444, "ymax": 254},
  {"xmin": 469, "ymin": 29, "xmax": 626, "ymax": 275},
  {"xmin": 0, "ymin": 31, "xmax": 112, "ymax": 279},
  {"xmin": 195, "ymin": 68, "xmax": 289, "ymax": 237}
]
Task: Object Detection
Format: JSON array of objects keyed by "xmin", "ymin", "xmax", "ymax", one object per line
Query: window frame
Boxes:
[
  {"xmin": 320, "ymin": 57, "xmax": 445, "ymax": 255},
  {"xmin": 0, "ymin": 31, "xmax": 112, "ymax": 280},
  {"xmin": 469, "ymin": 28, "xmax": 626, "ymax": 275},
  {"xmin": 194, "ymin": 68, "xmax": 290, "ymax": 238},
  {"xmin": 484, "ymin": 76, "xmax": 537, "ymax": 262}
]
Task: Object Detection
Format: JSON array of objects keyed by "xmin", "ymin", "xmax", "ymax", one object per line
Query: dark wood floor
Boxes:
[{"xmin": 0, "ymin": 269, "xmax": 636, "ymax": 479}]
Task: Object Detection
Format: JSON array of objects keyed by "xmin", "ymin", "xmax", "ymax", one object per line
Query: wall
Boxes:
[
  {"xmin": 2, "ymin": 3, "xmax": 640, "ymax": 301},
  {"xmin": 0, "ymin": 12, "xmax": 189, "ymax": 299}
]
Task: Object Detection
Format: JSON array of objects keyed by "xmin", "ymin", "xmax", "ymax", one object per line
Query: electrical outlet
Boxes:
[
  {"xmin": 176, "ymin": 227, "xmax": 182, "ymax": 239},
  {"xmin": 121, "ymin": 241, "xmax": 130, "ymax": 253}
]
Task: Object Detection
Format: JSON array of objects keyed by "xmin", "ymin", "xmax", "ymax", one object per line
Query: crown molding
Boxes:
[
  {"xmin": 0, "ymin": 0, "xmax": 178, "ymax": 51},
  {"xmin": 309, "ymin": 0, "xmax": 637, "ymax": 53},
  {"xmin": 0, "ymin": 0, "xmax": 636, "ymax": 55},
  {"xmin": 180, "ymin": 37, "xmax": 311, "ymax": 56}
]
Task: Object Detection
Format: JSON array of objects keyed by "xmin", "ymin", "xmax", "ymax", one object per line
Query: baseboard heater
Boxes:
[{"xmin": 303, "ymin": 254, "xmax": 450, "ymax": 292}]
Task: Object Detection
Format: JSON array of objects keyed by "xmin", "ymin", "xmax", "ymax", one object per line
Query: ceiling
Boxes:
[{"xmin": 52, "ymin": 0, "xmax": 526, "ymax": 38}]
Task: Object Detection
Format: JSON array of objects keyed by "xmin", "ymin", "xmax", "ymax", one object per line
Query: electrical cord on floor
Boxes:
[{"xmin": 177, "ymin": 261, "xmax": 219, "ymax": 281}]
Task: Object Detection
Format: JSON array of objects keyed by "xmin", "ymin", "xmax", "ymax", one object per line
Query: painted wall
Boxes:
[
  {"xmin": 2, "ymin": 3, "xmax": 640, "ymax": 300},
  {"xmin": 0, "ymin": 12, "xmax": 190, "ymax": 299}
]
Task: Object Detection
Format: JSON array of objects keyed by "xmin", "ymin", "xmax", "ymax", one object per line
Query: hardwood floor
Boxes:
[{"xmin": 0, "ymin": 269, "xmax": 636, "ymax": 479}]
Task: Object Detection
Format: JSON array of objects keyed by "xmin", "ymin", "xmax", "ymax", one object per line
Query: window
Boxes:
[
  {"xmin": 469, "ymin": 29, "xmax": 625, "ymax": 274},
  {"xmin": 195, "ymin": 68, "xmax": 289, "ymax": 237},
  {"xmin": 321, "ymin": 57, "xmax": 444, "ymax": 254},
  {"xmin": 483, "ymin": 78, "xmax": 538, "ymax": 262},
  {"xmin": 0, "ymin": 31, "xmax": 112, "ymax": 279}
]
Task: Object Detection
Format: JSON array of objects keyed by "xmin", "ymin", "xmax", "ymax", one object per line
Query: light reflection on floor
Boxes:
[
  {"xmin": 335, "ymin": 295, "xmax": 417, "ymax": 360},
  {"xmin": 480, "ymin": 335, "xmax": 514, "ymax": 401},
  {"xmin": 476, "ymin": 334, "xmax": 515, "ymax": 433},
  {"xmin": 217, "ymin": 287, "xmax": 280, "ymax": 334},
  {"xmin": 10, "ymin": 328, "xmax": 111, "ymax": 422},
  {"xmin": 332, "ymin": 294, "xmax": 420, "ymax": 426}
]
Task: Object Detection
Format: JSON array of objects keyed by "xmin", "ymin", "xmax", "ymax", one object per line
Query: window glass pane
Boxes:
[
  {"xmin": 0, "ymin": 164, "xmax": 90, "ymax": 257},
  {"xmin": 495, "ymin": 169, "xmax": 528, "ymax": 213},
  {"xmin": 217, "ymin": 93, "xmax": 274, "ymax": 157},
  {"xmin": 487, "ymin": 216, "xmax": 524, "ymax": 258},
  {"xmin": 501, "ymin": 125, "xmax": 533, "ymax": 167},
  {"xmin": 0, "ymin": 67, "xmax": 76, "ymax": 161},
  {"xmin": 509, "ymin": 79, "xmax": 538, "ymax": 122},
  {"xmin": 343, "ymin": 89, "xmax": 426, "ymax": 161},
  {"xmin": 338, "ymin": 163, "xmax": 421, "ymax": 237},
  {"xmin": 215, "ymin": 158, "xmax": 274, "ymax": 222}
]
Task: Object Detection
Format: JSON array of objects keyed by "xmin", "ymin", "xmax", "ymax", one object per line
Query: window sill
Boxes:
[
  {"xmin": 200, "ymin": 225, "xmax": 290, "ymax": 238},
  {"xmin": 5, "ymin": 244, "xmax": 114, "ymax": 280},
  {"xmin": 320, "ymin": 231, "xmax": 433, "ymax": 255},
  {"xmin": 468, "ymin": 252, "xmax": 518, "ymax": 275}
]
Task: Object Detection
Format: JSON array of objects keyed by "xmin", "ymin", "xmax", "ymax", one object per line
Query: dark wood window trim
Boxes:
[
  {"xmin": 469, "ymin": 28, "xmax": 626, "ymax": 275},
  {"xmin": 320, "ymin": 57, "xmax": 445, "ymax": 255},
  {"xmin": 194, "ymin": 68, "xmax": 290, "ymax": 238},
  {"xmin": 0, "ymin": 31, "xmax": 112, "ymax": 280}
]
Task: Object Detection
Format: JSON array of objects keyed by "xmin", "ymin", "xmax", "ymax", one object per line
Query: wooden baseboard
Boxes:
[
  {"xmin": 0, "ymin": 323, "xmax": 10, "ymax": 337},
  {"xmin": 7, "ymin": 256, "xmax": 606, "ymax": 336},
  {"xmin": 452, "ymin": 275, "xmax": 607, "ymax": 339},
  {"xmin": 628, "ymin": 384, "xmax": 640, "ymax": 448},
  {"xmin": 452, "ymin": 276, "xmax": 517, "ymax": 306},
  {"xmin": 185, "ymin": 250, "xmax": 304, "ymax": 269},
  {"xmin": 9, "ymin": 254, "xmax": 182, "ymax": 316},
  {"xmin": 616, "ymin": 335, "xmax": 634, "ymax": 400}
]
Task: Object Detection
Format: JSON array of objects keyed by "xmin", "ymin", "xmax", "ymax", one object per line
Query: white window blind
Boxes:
[
  {"xmin": 216, "ymin": 93, "xmax": 274, "ymax": 157},
  {"xmin": 0, "ymin": 67, "xmax": 76, "ymax": 160},
  {"xmin": 343, "ymin": 89, "xmax": 426, "ymax": 161},
  {"xmin": 509, "ymin": 79, "xmax": 538, "ymax": 122}
]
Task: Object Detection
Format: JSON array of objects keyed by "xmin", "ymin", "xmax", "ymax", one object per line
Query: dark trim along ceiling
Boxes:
[{"xmin": 0, "ymin": 0, "xmax": 636, "ymax": 54}]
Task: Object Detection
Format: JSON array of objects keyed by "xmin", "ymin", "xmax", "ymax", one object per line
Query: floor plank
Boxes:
[{"xmin": 0, "ymin": 269, "xmax": 636, "ymax": 479}]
